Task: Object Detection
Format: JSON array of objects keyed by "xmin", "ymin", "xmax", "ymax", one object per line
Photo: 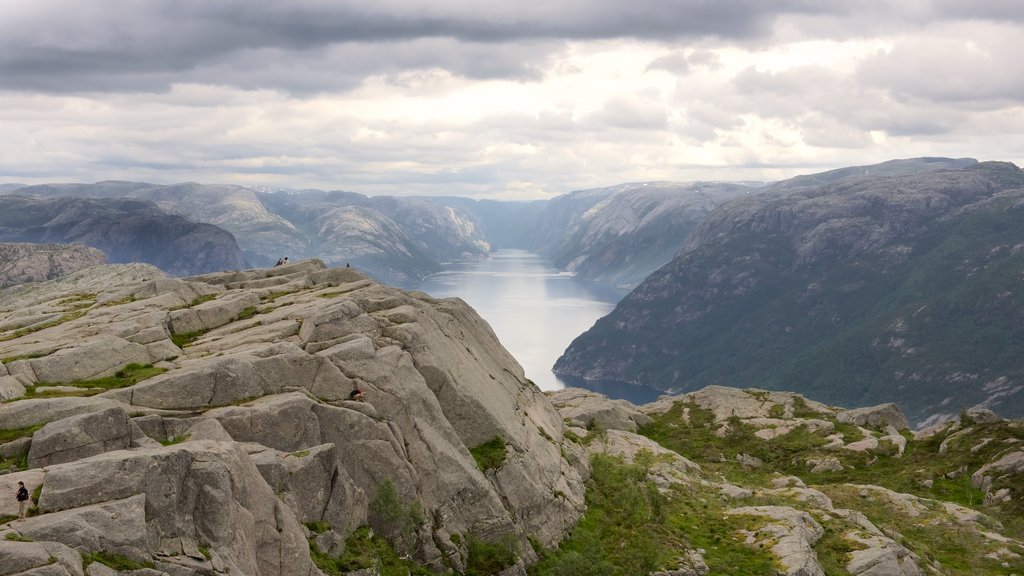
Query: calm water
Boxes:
[{"xmin": 415, "ymin": 249, "xmax": 665, "ymax": 404}]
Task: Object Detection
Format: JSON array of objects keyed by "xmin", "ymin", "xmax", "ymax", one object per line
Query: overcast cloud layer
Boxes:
[{"xmin": 2, "ymin": 1, "xmax": 1023, "ymax": 198}]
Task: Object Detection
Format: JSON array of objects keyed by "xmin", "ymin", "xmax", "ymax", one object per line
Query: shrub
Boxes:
[
  {"xmin": 469, "ymin": 436, "xmax": 507, "ymax": 473},
  {"xmin": 369, "ymin": 480, "xmax": 424, "ymax": 556}
]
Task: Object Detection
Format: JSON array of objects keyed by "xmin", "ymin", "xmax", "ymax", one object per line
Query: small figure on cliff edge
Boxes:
[
  {"xmin": 349, "ymin": 387, "xmax": 365, "ymax": 402},
  {"xmin": 15, "ymin": 481, "xmax": 29, "ymax": 520},
  {"xmin": 274, "ymin": 258, "xmax": 284, "ymax": 267}
]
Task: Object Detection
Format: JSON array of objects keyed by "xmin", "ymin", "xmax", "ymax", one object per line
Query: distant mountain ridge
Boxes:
[
  {"xmin": 0, "ymin": 195, "xmax": 247, "ymax": 277},
  {"xmin": 555, "ymin": 158, "xmax": 1024, "ymax": 424},
  {"xmin": 5, "ymin": 179, "xmax": 743, "ymax": 291}
]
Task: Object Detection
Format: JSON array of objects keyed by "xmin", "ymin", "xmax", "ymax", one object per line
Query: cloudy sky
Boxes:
[{"xmin": 2, "ymin": 1, "xmax": 1023, "ymax": 198}]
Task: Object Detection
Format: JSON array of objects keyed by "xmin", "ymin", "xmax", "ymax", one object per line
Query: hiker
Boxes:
[
  {"xmin": 15, "ymin": 481, "xmax": 29, "ymax": 520},
  {"xmin": 274, "ymin": 258, "xmax": 284, "ymax": 267},
  {"xmin": 283, "ymin": 256, "xmax": 289, "ymax": 264},
  {"xmin": 349, "ymin": 387, "xmax": 365, "ymax": 401}
]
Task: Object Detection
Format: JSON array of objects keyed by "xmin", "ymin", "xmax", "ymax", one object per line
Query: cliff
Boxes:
[
  {"xmin": 0, "ymin": 260, "xmax": 586, "ymax": 575},
  {"xmin": 555, "ymin": 160, "xmax": 1024, "ymax": 424}
]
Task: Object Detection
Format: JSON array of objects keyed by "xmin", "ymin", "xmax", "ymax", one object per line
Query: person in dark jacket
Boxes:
[{"xmin": 15, "ymin": 481, "xmax": 29, "ymax": 520}]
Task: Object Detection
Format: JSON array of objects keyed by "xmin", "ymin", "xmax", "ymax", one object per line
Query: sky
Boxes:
[{"xmin": 1, "ymin": 1, "xmax": 1023, "ymax": 199}]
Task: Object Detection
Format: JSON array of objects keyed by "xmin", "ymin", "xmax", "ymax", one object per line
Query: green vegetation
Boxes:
[
  {"xmin": 1, "ymin": 350, "xmax": 53, "ymax": 364},
  {"xmin": 465, "ymin": 535, "xmax": 518, "ymax": 576},
  {"xmin": 82, "ymin": 551, "xmax": 154, "ymax": 571},
  {"xmin": 530, "ymin": 452, "xmax": 777, "ymax": 576},
  {"xmin": 310, "ymin": 526, "xmax": 435, "ymax": 576},
  {"xmin": 159, "ymin": 434, "xmax": 191, "ymax": 446},
  {"xmin": 5, "ymin": 532, "xmax": 31, "ymax": 541},
  {"xmin": 0, "ymin": 449, "xmax": 29, "ymax": 473},
  {"xmin": 305, "ymin": 520, "xmax": 331, "ymax": 535},
  {"xmin": 469, "ymin": 436, "xmax": 507, "ymax": 473},
  {"xmin": 18, "ymin": 363, "xmax": 167, "ymax": 400},
  {"xmin": 0, "ymin": 514, "xmax": 18, "ymax": 525},
  {"xmin": 235, "ymin": 306, "xmax": 258, "ymax": 321},
  {"xmin": 0, "ymin": 423, "xmax": 45, "ymax": 444},
  {"xmin": 0, "ymin": 309, "xmax": 89, "ymax": 342},
  {"xmin": 369, "ymin": 480, "xmax": 424, "ymax": 556},
  {"xmin": 171, "ymin": 329, "xmax": 209, "ymax": 348},
  {"xmin": 100, "ymin": 294, "xmax": 136, "ymax": 307}
]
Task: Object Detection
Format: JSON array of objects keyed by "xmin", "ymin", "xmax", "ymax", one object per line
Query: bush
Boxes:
[
  {"xmin": 469, "ymin": 436, "xmax": 507, "ymax": 473},
  {"xmin": 369, "ymin": 480, "xmax": 424, "ymax": 556}
]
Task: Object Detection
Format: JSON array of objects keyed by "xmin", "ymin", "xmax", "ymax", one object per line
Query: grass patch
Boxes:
[
  {"xmin": 5, "ymin": 532, "xmax": 31, "ymax": 541},
  {"xmin": 82, "ymin": 551, "xmax": 154, "ymax": 571},
  {"xmin": 100, "ymin": 294, "xmax": 136, "ymax": 307},
  {"xmin": 469, "ymin": 436, "xmax": 507, "ymax": 473},
  {"xmin": 530, "ymin": 453, "xmax": 777, "ymax": 576},
  {"xmin": 261, "ymin": 290, "xmax": 296, "ymax": 303},
  {"xmin": 159, "ymin": 434, "xmax": 191, "ymax": 446},
  {"xmin": 0, "ymin": 423, "xmax": 45, "ymax": 444},
  {"xmin": 0, "ymin": 514, "xmax": 18, "ymax": 524},
  {"xmin": 0, "ymin": 310, "xmax": 88, "ymax": 342},
  {"xmin": 305, "ymin": 520, "xmax": 331, "ymax": 535},
  {"xmin": 0, "ymin": 450, "xmax": 29, "ymax": 473},
  {"xmin": 1, "ymin": 350, "xmax": 53, "ymax": 364},
  {"xmin": 235, "ymin": 306, "xmax": 258, "ymax": 321},
  {"xmin": 171, "ymin": 329, "xmax": 209, "ymax": 348}
]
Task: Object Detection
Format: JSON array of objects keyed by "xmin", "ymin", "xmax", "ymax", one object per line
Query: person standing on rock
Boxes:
[{"xmin": 15, "ymin": 481, "xmax": 29, "ymax": 520}]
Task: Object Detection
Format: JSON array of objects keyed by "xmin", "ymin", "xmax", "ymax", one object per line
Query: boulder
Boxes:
[
  {"xmin": 12, "ymin": 494, "xmax": 149, "ymax": 553},
  {"xmin": 584, "ymin": 429, "xmax": 699, "ymax": 489},
  {"xmin": 0, "ymin": 539, "xmax": 83, "ymax": 576},
  {"xmin": 965, "ymin": 407, "xmax": 1002, "ymax": 424},
  {"xmin": 971, "ymin": 451, "xmax": 1024, "ymax": 489},
  {"xmin": 26, "ymin": 338, "xmax": 155, "ymax": 383},
  {"xmin": 837, "ymin": 404, "xmax": 910, "ymax": 431},
  {"xmin": 0, "ymin": 397, "xmax": 126, "ymax": 431},
  {"xmin": 727, "ymin": 505, "xmax": 825, "ymax": 576},
  {"xmin": 167, "ymin": 292, "xmax": 261, "ymax": 336},
  {"xmin": 38, "ymin": 442, "xmax": 317, "ymax": 576},
  {"xmin": 28, "ymin": 406, "xmax": 132, "ymax": 468},
  {"xmin": 0, "ymin": 375, "xmax": 26, "ymax": 401},
  {"xmin": 548, "ymin": 388, "xmax": 653, "ymax": 432}
]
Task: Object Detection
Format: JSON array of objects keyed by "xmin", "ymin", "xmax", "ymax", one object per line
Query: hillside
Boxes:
[
  {"xmin": 538, "ymin": 387, "xmax": 1023, "ymax": 576},
  {"xmin": 0, "ymin": 243, "xmax": 106, "ymax": 288},
  {"xmin": 527, "ymin": 182, "xmax": 756, "ymax": 291},
  {"xmin": 555, "ymin": 159, "xmax": 1024, "ymax": 424},
  {"xmin": 0, "ymin": 196, "xmax": 246, "ymax": 276}
]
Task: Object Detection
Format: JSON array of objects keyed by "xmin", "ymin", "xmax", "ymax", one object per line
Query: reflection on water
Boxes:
[{"xmin": 415, "ymin": 249, "xmax": 665, "ymax": 405}]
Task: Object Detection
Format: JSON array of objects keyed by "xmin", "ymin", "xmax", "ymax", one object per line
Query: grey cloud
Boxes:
[
  {"xmin": 0, "ymin": 0, "xmax": 828, "ymax": 94},
  {"xmin": 857, "ymin": 32, "xmax": 1024, "ymax": 104}
]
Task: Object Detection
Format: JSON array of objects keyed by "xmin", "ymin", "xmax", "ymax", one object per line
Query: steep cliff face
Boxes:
[
  {"xmin": 0, "ymin": 196, "xmax": 247, "ymax": 277},
  {"xmin": 0, "ymin": 260, "xmax": 586, "ymax": 575},
  {"xmin": 0, "ymin": 243, "xmax": 106, "ymax": 288},
  {"xmin": 529, "ymin": 182, "xmax": 756, "ymax": 290},
  {"xmin": 556, "ymin": 160, "xmax": 1024, "ymax": 423}
]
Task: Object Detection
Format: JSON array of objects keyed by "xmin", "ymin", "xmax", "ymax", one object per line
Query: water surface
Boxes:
[{"xmin": 416, "ymin": 249, "xmax": 664, "ymax": 404}]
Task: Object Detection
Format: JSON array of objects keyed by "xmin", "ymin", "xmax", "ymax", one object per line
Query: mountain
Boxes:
[
  {"xmin": 0, "ymin": 243, "xmax": 106, "ymax": 288},
  {"xmin": 0, "ymin": 260, "xmax": 585, "ymax": 575},
  {"xmin": 0, "ymin": 196, "xmax": 246, "ymax": 276},
  {"xmin": 555, "ymin": 158, "xmax": 1024, "ymax": 424},
  {"xmin": 5, "ymin": 182, "xmax": 491, "ymax": 287},
  {"xmin": 526, "ymin": 181, "xmax": 756, "ymax": 291},
  {"xmin": 256, "ymin": 190, "xmax": 491, "ymax": 286}
]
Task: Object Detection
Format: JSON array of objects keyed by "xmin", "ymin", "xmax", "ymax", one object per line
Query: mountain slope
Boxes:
[
  {"xmin": 555, "ymin": 160, "xmax": 1024, "ymax": 423},
  {"xmin": 529, "ymin": 182, "xmax": 756, "ymax": 290},
  {"xmin": 0, "ymin": 243, "xmax": 107, "ymax": 288},
  {"xmin": 0, "ymin": 196, "xmax": 246, "ymax": 276}
]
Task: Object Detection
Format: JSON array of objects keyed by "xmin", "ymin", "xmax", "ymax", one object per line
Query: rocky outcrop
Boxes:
[
  {"xmin": 0, "ymin": 259, "xmax": 586, "ymax": 574},
  {"xmin": 0, "ymin": 243, "xmax": 106, "ymax": 288},
  {"xmin": 837, "ymin": 404, "xmax": 910, "ymax": 431},
  {"xmin": 547, "ymin": 388, "xmax": 653, "ymax": 432},
  {"xmin": 555, "ymin": 159, "xmax": 1024, "ymax": 423}
]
